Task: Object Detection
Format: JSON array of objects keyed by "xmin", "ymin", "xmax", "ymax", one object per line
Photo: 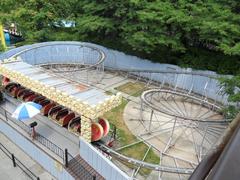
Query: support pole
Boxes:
[
  {"xmin": 149, "ymin": 110, "xmax": 154, "ymax": 132},
  {"xmin": 189, "ymin": 113, "xmax": 240, "ymax": 180},
  {"xmin": 4, "ymin": 109, "xmax": 7, "ymax": 121},
  {"xmin": 11, "ymin": 154, "xmax": 16, "ymax": 167},
  {"xmin": 0, "ymin": 25, "xmax": 6, "ymax": 50},
  {"xmin": 65, "ymin": 149, "xmax": 68, "ymax": 168}
]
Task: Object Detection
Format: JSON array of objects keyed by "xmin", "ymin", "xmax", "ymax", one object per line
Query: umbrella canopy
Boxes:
[{"xmin": 12, "ymin": 102, "xmax": 42, "ymax": 120}]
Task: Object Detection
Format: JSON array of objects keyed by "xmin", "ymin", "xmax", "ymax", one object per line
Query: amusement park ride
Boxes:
[
  {"xmin": 0, "ymin": 41, "xmax": 238, "ymax": 179},
  {"xmin": 0, "ymin": 60, "xmax": 121, "ymax": 143}
]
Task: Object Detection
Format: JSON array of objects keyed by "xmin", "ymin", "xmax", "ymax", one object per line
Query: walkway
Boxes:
[
  {"xmin": 0, "ymin": 133, "xmax": 54, "ymax": 180},
  {"xmin": 2, "ymin": 95, "xmax": 80, "ymax": 156},
  {"xmin": 67, "ymin": 155, "xmax": 104, "ymax": 180},
  {"xmin": 0, "ymin": 94, "xmax": 105, "ymax": 180}
]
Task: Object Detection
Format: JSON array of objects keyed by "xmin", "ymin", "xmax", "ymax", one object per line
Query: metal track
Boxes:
[{"xmin": 95, "ymin": 143, "xmax": 194, "ymax": 174}]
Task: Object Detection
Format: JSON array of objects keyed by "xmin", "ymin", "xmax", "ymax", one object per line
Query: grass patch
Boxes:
[
  {"xmin": 104, "ymin": 99, "xmax": 136, "ymax": 145},
  {"xmin": 115, "ymin": 82, "xmax": 146, "ymax": 97},
  {"xmin": 119, "ymin": 142, "xmax": 160, "ymax": 164},
  {"xmin": 119, "ymin": 142, "xmax": 148, "ymax": 160},
  {"xmin": 103, "ymin": 99, "xmax": 160, "ymax": 175},
  {"xmin": 119, "ymin": 143, "xmax": 160, "ymax": 175}
]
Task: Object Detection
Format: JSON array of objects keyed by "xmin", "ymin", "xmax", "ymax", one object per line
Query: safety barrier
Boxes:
[
  {"xmin": 0, "ymin": 96, "xmax": 104, "ymax": 180},
  {"xmin": 0, "ymin": 104, "xmax": 65, "ymax": 160},
  {"xmin": 0, "ymin": 142, "xmax": 40, "ymax": 180}
]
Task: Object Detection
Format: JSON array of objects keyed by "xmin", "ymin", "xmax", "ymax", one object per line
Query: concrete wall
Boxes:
[
  {"xmin": 0, "ymin": 120, "xmax": 74, "ymax": 180},
  {"xmin": 80, "ymin": 137, "xmax": 129, "ymax": 180}
]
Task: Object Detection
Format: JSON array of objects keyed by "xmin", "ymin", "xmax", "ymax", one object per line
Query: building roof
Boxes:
[{"xmin": 0, "ymin": 60, "xmax": 121, "ymax": 119}]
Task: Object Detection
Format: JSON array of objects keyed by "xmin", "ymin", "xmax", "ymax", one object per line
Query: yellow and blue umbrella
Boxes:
[{"xmin": 12, "ymin": 102, "xmax": 42, "ymax": 120}]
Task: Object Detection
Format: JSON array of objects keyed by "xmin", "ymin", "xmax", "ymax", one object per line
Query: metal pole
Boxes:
[
  {"xmin": 11, "ymin": 154, "xmax": 16, "ymax": 167},
  {"xmin": 113, "ymin": 125, "xmax": 116, "ymax": 140},
  {"xmin": 65, "ymin": 148, "xmax": 68, "ymax": 168},
  {"xmin": 4, "ymin": 109, "xmax": 7, "ymax": 121},
  {"xmin": 149, "ymin": 110, "xmax": 154, "ymax": 132}
]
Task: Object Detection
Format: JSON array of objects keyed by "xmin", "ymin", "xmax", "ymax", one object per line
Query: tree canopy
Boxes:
[
  {"xmin": 0, "ymin": 0, "xmax": 240, "ymax": 74},
  {"xmin": 220, "ymin": 75, "xmax": 240, "ymax": 118}
]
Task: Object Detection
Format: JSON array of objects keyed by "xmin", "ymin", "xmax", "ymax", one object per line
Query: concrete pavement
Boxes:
[{"xmin": 0, "ymin": 133, "xmax": 54, "ymax": 180}]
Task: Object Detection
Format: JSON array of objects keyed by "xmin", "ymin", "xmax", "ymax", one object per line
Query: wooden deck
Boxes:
[{"xmin": 67, "ymin": 154, "xmax": 105, "ymax": 180}]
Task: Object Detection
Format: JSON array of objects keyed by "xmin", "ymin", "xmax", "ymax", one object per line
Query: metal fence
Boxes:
[
  {"xmin": 0, "ymin": 142, "xmax": 40, "ymax": 180},
  {"xmin": 80, "ymin": 137, "xmax": 129, "ymax": 180},
  {"xmin": 34, "ymin": 134, "xmax": 64, "ymax": 159},
  {"xmin": 0, "ymin": 104, "xmax": 65, "ymax": 160},
  {"xmin": 0, "ymin": 100, "xmax": 100, "ymax": 179}
]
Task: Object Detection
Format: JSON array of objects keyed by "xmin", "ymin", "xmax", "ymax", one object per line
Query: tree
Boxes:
[
  {"xmin": 220, "ymin": 75, "xmax": 240, "ymax": 118},
  {"xmin": 1, "ymin": 0, "xmax": 240, "ymax": 74},
  {"xmin": 0, "ymin": 0, "xmax": 75, "ymax": 43}
]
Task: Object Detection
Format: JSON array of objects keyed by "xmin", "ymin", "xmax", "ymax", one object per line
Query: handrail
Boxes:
[
  {"xmin": 0, "ymin": 100, "xmax": 64, "ymax": 160},
  {"xmin": 0, "ymin": 142, "xmax": 40, "ymax": 180}
]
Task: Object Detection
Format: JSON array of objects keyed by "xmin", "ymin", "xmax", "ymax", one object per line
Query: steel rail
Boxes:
[
  {"xmin": 6, "ymin": 42, "xmax": 106, "ymax": 72},
  {"xmin": 96, "ymin": 143, "xmax": 194, "ymax": 174},
  {"xmin": 141, "ymin": 89, "xmax": 231, "ymax": 123}
]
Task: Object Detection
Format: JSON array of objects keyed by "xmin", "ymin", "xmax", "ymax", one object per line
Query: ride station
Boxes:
[{"xmin": 0, "ymin": 60, "xmax": 121, "ymax": 142}]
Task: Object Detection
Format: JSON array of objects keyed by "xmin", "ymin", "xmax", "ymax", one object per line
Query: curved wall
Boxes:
[{"xmin": 0, "ymin": 41, "xmax": 229, "ymax": 105}]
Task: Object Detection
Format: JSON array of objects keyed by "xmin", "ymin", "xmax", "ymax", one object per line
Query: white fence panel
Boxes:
[{"xmin": 80, "ymin": 137, "xmax": 129, "ymax": 180}]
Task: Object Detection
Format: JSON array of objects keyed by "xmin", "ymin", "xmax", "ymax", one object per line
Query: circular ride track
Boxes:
[
  {"xmin": 104, "ymin": 87, "xmax": 229, "ymax": 179},
  {"xmin": 1, "ymin": 42, "xmax": 232, "ymax": 180},
  {"xmin": 4, "ymin": 42, "xmax": 106, "ymax": 84}
]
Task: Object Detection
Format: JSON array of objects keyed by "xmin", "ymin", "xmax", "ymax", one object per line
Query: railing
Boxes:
[
  {"xmin": 0, "ymin": 99, "xmax": 99, "ymax": 179},
  {"xmin": 0, "ymin": 142, "xmax": 40, "ymax": 180},
  {"xmin": 34, "ymin": 134, "xmax": 64, "ymax": 159},
  {"xmin": 0, "ymin": 104, "xmax": 64, "ymax": 160}
]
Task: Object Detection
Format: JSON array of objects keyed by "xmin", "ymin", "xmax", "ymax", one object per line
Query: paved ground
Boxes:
[
  {"xmin": 0, "ymin": 133, "xmax": 54, "ymax": 180},
  {"xmin": 0, "ymin": 95, "xmax": 105, "ymax": 180},
  {"xmin": 2, "ymin": 95, "xmax": 80, "ymax": 156},
  {"xmin": 123, "ymin": 91, "xmax": 226, "ymax": 179},
  {"xmin": 66, "ymin": 69, "xmax": 226, "ymax": 179}
]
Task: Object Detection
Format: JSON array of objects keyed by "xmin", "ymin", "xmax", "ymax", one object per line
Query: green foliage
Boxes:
[
  {"xmin": 1, "ymin": 0, "xmax": 240, "ymax": 74},
  {"xmin": 0, "ymin": 44, "xmax": 5, "ymax": 52},
  {"xmin": 0, "ymin": 0, "xmax": 76, "ymax": 42},
  {"xmin": 220, "ymin": 75, "xmax": 240, "ymax": 118},
  {"xmin": 179, "ymin": 48, "xmax": 240, "ymax": 75},
  {"xmin": 220, "ymin": 75, "xmax": 240, "ymax": 102}
]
